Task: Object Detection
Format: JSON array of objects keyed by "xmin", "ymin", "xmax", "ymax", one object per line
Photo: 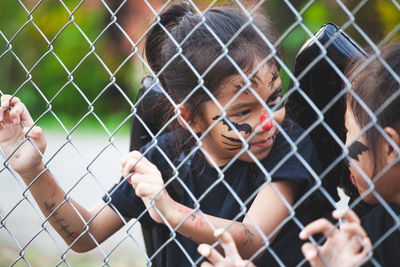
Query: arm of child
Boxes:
[
  {"xmin": 121, "ymin": 150, "xmax": 297, "ymax": 259},
  {"xmin": 0, "ymin": 95, "xmax": 126, "ymax": 252},
  {"xmin": 299, "ymin": 209, "xmax": 372, "ymax": 267},
  {"xmin": 198, "ymin": 229, "xmax": 256, "ymax": 267}
]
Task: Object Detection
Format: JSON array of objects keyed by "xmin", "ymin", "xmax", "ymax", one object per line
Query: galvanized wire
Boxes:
[{"xmin": 0, "ymin": 0, "xmax": 399, "ymax": 266}]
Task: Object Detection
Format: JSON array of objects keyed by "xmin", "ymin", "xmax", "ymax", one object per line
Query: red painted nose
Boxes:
[{"xmin": 260, "ymin": 110, "xmax": 273, "ymax": 131}]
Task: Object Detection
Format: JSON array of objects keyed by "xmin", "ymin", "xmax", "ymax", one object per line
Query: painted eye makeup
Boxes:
[{"xmin": 267, "ymin": 88, "xmax": 284, "ymax": 110}]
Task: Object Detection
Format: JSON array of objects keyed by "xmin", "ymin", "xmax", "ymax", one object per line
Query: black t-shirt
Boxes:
[
  {"xmin": 361, "ymin": 204, "xmax": 400, "ymax": 267},
  {"xmin": 103, "ymin": 119, "xmax": 334, "ymax": 266}
]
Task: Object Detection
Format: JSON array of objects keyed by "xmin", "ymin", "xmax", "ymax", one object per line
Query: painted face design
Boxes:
[
  {"xmin": 212, "ymin": 115, "xmax": 252, "ymax": 151},
  {"xmin": 212, "ymin": 116, "xmax": 252, "ymax": 135},
  {"xmin": 344, "ymin": 140, "xmax": 370, "ymax": 194},
  {"xmin": 344, "ymin": 141, "xmax": 369, "ymax": 166},
  {"xmin": 195, "ymin": 64, "xmax": 286, "ymax": 166},
  {"xmin": 344, "ymin": 107, "xmax": 377, "ymax": 201},
  {"xmin": 348, "ymin": 141, "xmax": 369, "ymax": 161},
  {"xmin": 260, "ymin": 110, "xmax": 273, "ymax": 131}
]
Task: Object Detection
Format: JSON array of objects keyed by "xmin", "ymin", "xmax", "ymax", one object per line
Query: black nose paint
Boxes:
[{"xmin": 212, "ymin": 116, "xmax": 252, "ymax": 135}]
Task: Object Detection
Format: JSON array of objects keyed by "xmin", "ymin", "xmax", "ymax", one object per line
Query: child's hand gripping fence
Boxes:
[{"xmin": 0, "ymin": 1, "xmax": 399, "ymax": 266}]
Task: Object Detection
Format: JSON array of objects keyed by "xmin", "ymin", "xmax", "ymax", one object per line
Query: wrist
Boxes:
[
  {"xmin": 159, "ymin": 194, "xmax": 181, "ymax": 227},
  {"xmin": 166, "ymin": 201, "xmax": 194, "ymax": 228},
  {"xmin": 19, "ymin": 163, "xmax": 47, "ymax": 184}
]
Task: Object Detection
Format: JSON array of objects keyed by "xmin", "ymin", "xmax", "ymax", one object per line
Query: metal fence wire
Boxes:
[{"xmin": 1, "ymin": 0, "xmax": 400, "ymax": 266}]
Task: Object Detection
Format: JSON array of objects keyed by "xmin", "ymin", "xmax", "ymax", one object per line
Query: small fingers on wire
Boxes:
[
  {"xmin": 215, "ymin": 229, "xmax": 242, "ymax": 261},
  {"xmin": 301, "ymin": 242, "xmax": 319, "ymax": 261},
  {"xmin": 198, "ymin": 244, "xmax": 224, "ymax": 265},
  {"xmin": 340, "ymin": 222, "xmax": 368, "ymax": 239},
  {"xmin": 1, "ymin": 95, "xmax": 20, "ymax": 109},
  {"xmin": 333, "ymin": 209, "xmax": 360, "ymax": 224},
  {"xmin": 299, "ymin": 218, "xmax": 337, "ymax": 239},
  {"xmin": 351, "ymin": 237, "xmax": 373, "ymax": 266}
]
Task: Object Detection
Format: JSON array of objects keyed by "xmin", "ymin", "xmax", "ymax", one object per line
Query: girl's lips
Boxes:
[{"xmin": 251, "ymin": 136, "xmax": 274, "ymax": 148}]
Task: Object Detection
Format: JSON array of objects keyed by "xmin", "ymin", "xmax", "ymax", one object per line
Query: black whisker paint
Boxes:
[
  {"xmin": 226, "ymin": 146, "xmax": 242, "ymax": 151},
  {"xmin": 222, "ymin": 141, "xmax": 242, "ymax": 147},
  {"xmin": 222, "ymin": 134, "xmax": 241, "ymax": 143}
]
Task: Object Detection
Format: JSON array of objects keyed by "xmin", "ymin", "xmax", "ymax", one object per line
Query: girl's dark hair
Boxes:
[
  {"xmin": 346, "ymin": 43, "xmax": 400, "ymax": 171},
  {"xmin": 145, "ymin": 1, "xmax": 280, "ymax": 126}
]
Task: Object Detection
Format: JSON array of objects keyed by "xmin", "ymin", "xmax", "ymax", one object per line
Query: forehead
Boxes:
[
  {"xmin": 230, "ymin": 63, "xmax": 277, "ymax": 84},
  {"xmin": 219, "ymin": 63, "xmax": 280, "ymax": 99}
]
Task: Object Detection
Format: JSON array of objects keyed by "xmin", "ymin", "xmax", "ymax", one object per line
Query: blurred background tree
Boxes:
[{"xmin": 0, "ymin": 0, "xmax": 398, "ymax": 133}]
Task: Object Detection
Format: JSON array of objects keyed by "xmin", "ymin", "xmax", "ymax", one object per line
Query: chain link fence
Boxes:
[{"xmin": 1, "ymin": 0, "xmax": 399, "ymax": 266}]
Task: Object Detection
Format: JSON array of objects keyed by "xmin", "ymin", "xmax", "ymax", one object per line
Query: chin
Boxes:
[
  {"xmin": 240, "ymin": 149, "xmax": 271, "ymax": 163},
  {"xmin": 361, "ymin": 192, "xmax": 380, "ymax": 205}
]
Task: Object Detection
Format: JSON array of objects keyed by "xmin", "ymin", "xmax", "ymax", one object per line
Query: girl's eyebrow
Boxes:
[
  {"xmin": 233, "ymin": 72, "xmax": 261, "ymax": 93},
  {"xmin": 228, "ymin": 102, "xmax": 253, "ymax": 112}
]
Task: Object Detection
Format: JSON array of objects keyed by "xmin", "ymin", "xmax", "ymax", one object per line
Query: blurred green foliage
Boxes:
[
  {"xmin": 0, "ymin": 0, "xmax": 398, "ymax": 132},
  {"xmin": 0, "ymin": 1, "xmax": 140, "ymax": 134}
]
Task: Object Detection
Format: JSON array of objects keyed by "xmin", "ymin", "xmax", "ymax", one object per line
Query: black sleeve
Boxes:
[
  {"xmin": 257, "ymin": 120, "xmax": 321, "ymax": 193},
  {"xmin": 361, "ymin": 204, "xmax": 400, "ymax": 267}
]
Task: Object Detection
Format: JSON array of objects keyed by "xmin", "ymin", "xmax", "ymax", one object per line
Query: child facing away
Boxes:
[
  {"xmin": 300, "ymin": 42, "xmax": 400, "ymax": 267},
  {"xmin": 0, "ymin": 2, "xmax": 334, "ymax": 266},
  {"xmin": 198, "ymin": 43, "xmax": 400, "ymax": 267}
]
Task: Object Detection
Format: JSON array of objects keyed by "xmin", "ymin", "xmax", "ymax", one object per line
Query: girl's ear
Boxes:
[
  {"xmin": 177, "ymin": 105, "xmax": 202, "ymax": 133},
  {"xmin": 383, "ymin": 127, "xmax": 400, "ymax": 164}
]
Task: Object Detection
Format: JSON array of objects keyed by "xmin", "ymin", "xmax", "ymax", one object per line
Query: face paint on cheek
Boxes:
[
  {"xmin": 221, "ymin": 134, "xmax": 242, "ymax": 151},
  {"xmin": 346, "ymin": 141, "xmax": 369, "ymax": 195},
  {"xmin": 212, "ymin": 116, "xmax": 252, "ymax": 135},
  {"xmin": 348, "ymin": 141, "xmax": 369, "ymax": 161}
]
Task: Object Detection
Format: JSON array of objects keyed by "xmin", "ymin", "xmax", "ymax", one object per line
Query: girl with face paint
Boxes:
[
  {"xmin": 0, "ymin": 2, "xmax": 333, "ymax": 267},
  {"xmin": 197, "ymin": 43, "xmax": 400, "ymax": 267},
  {"xmin": 117, "ymin": 3, "xmax": 334, "ymax": 266}
]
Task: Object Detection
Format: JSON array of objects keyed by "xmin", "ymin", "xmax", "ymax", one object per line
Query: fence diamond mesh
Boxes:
[{"xmin": 0, "ymin": 0, "xmax": 399, "ymax": 266}]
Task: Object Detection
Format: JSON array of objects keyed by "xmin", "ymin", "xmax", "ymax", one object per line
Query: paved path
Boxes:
[{"xmin": 0, "ymin": 131, "xmax": 146, "ymax": 266}]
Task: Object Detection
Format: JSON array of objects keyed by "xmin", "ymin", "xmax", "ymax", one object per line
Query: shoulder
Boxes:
[
  {"xmin": 139, "ymin": 129, "xmax": 183, "ymax": 160},
  {"xmin": 256, "ymin": 119, "xmax": 321, "ymax": 189},
  {"xmin": 280, "ymin": 119, "xmax": 312, "ymax": 145},
  {"xmin": 266, "ymin": 119, "xmax": 317, "ymax": 164},
  {"xmin": 362, "ymin": 204, "xmax": 400, "ymax": 236},
  {"xmin": 361, "ymin": 204, "xmax": 400, "ymax": 265}
]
